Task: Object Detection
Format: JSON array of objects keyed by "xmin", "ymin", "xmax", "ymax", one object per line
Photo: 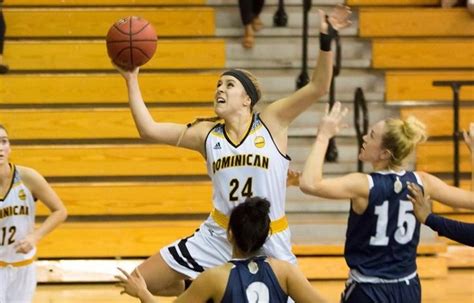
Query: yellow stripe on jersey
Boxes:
[
  {"xmin": 0, "ymin": 257, "xmax": 35, "ymax": 267},
  {"xmin": 211, "ymin": 208, "xmax": 288, "ymax": 234}
]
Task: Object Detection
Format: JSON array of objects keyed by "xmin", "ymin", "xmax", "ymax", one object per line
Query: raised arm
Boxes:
[
  {"xmin": 115, "ymin": 66, "xmax": 212, "ymax": 154},
  {"xmin": 15, "ymin": 166, "xmax": 67, "ymax": 254},
  {"xmin": 300, "ymin": 102, "xmax": 368, "ymax": 200},
  {"xmin": 407, "ymin": 183, "xmax": 474, "ymax": 246},
  {"xmin": 418, "ymin": 172, "xmax": 474, "ymax": 210},
  {"xmin": 260, "ymin": 5, "xmax": 351, "ymax": 133}
]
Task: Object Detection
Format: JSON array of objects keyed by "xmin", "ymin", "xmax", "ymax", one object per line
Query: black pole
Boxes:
[
  {"xmin": 453, "ymin": 84, "xmax": 460, "ymax": 187},
  {"xmin": 354, "ymin": 87, "xmax": 368, "ymax": 172},
  {"xmin": 274, "ymin": 0, "xmax": 288, "ymax": 27},
  {"xmin": 432, "ymin": 80, "xmax": 474, "ymax": 187},
  {"xmin": 296, "ymin": 0, "xmax": 311, "ymax": 89},
  {"xmin": 325, "ymin": 28, "xmax": 341, "ymax": 162}
]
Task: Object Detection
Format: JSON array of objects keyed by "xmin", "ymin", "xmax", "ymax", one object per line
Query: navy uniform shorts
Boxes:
[{"xmin": 341, "ymin": 275, "xmax": 421, "ymax": 303}]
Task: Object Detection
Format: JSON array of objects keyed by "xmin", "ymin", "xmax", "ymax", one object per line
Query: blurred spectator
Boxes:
[
  {"xmin": 0, "ymin": 0, "xmax": 8, "ymax": 74},
  {"xmin": 238, "ymin": 0, "xmax": 265, "ymax": 49}
]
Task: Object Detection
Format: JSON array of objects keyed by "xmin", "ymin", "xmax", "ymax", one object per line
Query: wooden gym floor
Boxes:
[{"xmin": 35, "ymin": 269, "xmax": 474, "ymax": 303}]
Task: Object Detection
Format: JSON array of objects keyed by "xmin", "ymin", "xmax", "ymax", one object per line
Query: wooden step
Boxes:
[
  {"xmin": 37, "ymin": 221, "xmax": 203, "ymax": 258},
  {"xmin": 299, "ymin": 256, "xmax": 446, "ymax": 279},
  {"xmin": 4, "ymin": 40, "xmax": 225, "ymax": 71},
  {"xmin": 373, "ymin": 39, "xmax": 474, "ymax": 69},
  {"xmin": 11, "ymin": 145, "xmax": 207, "ymax": 177},
  {"xmin": 3, "ymin": 107, "xmax": 215, "ymax": 139},
  {"xmin": 360, "ymin": 8, "xmax": 474, "ymax": 37},
  {"xmin": 3, "ymin": 8, "xmax": 215, "ymax": 37},
  {"xmin": 386, "ymin": 71, "xmax": 474, "ymax": 102},
  {"xmin": 5, "ymin": 0, "xmax": 205, "ymax": 5},
  {"xmin": 292, "ymin": 241, "xmax": 446, "ymax": 255},
  {"xmin": 34, "ymin": 255, "xmax": 447, "ymax": 283},
  {"xmin": 400, "ymin": 107, "xmax": 474, "ymax": 136},
  {"xmin": 347, "ymin": 0, "xmax": 438, "ymax": 5},
  {"xmin": 416, "ymin": 141, "xmax": 471, "ymax": 173},
  {"xmin": 441, "ymin": 245, "xmax": 474, "ymax": 268},
  {"xmin": 36, "ymin": 221, "xmax": 446, "ymax": 260},
  {"xmin": 37, "ymin": 182, "xmax": 212, "ymax": 216},
  {"xmin": 0, "ymin": 73, "xmax": 220, "ymax": 104}
]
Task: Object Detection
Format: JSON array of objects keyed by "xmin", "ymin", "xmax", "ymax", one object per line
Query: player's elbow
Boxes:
[
  {"xmin": 57, "ymin": 207, "xmax": 68, "ymax": 223},
  {"xmin": 299, "ymin": 180, "xmax": 324, "ymax": 196}
]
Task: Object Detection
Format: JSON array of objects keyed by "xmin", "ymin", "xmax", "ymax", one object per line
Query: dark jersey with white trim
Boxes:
[
  {"xmin": 345, "ymin": 170, "xmax": 422, "ymax": 279},
  {"xmin": 221, "ymin": 256, "xmax": 287, "ymax": 303}
]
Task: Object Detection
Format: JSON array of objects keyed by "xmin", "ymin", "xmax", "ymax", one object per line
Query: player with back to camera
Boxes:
[
  {"xmin": 0, "ymin": 124, "xmax": 67, "ymax": 302},
  {"xmin": 299, "ymin": 103, "xmax": 474, "ymax": 302},
  {"xmin": 116, "ymin": 197, "xmax": 327, "ymax": 303},
  {"xmin": 113, "ymin": 5, "xmax": 351, "ymax": 297}
]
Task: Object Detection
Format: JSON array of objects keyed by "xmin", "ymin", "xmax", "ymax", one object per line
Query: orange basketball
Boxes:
[{"xmin": 106, "ymin": 16, "xmax": 157, "ymax": 70}]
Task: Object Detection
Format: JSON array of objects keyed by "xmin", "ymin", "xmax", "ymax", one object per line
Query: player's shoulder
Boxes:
[{"xmin": 16, "ymin": 165, "xmax": 44, "ymax": 187}]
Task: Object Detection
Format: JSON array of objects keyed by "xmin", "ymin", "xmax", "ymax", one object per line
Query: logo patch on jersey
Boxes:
[
  {"xmin": 18, "ymin": 189, "xmax": 26, "ymax": 201},
  {"xmin": 214, "ymin": 142, "xmax": 222, "ymax": 150},
  {"xmin": 248, "ymin": 261, "xmax": 259, "ymax": 274},
  {"xmin": 394, "ymin": 176, "xmax": 402, "ymax": 194},
  {"xmin": 254, "ymin": 136, "xmax": 265, "ymax": 148}
]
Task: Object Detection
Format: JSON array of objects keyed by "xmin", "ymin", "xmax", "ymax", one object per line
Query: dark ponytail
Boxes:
[{"xmin": 228, "ymin": 197, "xmax": 271, "ymax": 254}]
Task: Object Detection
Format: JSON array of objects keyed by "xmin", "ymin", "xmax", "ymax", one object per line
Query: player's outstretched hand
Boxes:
[
  {"xmin": 287, "ymin": 169, "xmax": 301, "ymax": 187},
  {"xmin": 115, "ymin": 267, "xmax": 154, "ymax": 302},
  {"xmin": 407, "ymin": 182, "xmax": 432, "ymax": 224},
  {"xmin": 318, "ymin": 4, "xmax": 352, "ymax": 35},
  {"xmin": 317, "ymin": 101, "xmax": 349, "ymax": 139}
]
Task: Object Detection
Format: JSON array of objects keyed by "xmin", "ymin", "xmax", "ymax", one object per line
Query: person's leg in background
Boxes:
[
  {"xmin": 0, "ymin": 7, "xmax": 9, "ymax": 74},
  {"xmin": 238, "ymin": 0, "xmax": 265, "ymax": 48}
]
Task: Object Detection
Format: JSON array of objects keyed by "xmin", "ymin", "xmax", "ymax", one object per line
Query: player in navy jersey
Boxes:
[
  {"xmin": 299, "ymin": 102, "xmax": 474, "ymax": 303},
  {"xmin": 116, "ymin": 197, "xmax": 326, "ymax": 303}
]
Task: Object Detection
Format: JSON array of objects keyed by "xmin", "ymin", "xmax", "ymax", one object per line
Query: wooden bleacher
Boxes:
[
  {"xmin": 359, "ymin": 8, "xmax": 474, "ymax": 37},
  {"xmin": 385, "ymin": 71, "xmax": 474, "ymax": 102},
  {"xmin": 347, "ymin": 0, "xmax": 439, "ymax": 5},
  {"xmin": 3, "ymin": 108, "xmax": 215, "ymax": 139},
  {"xmin": 400, "ymin": 107, "xmax": 474, "ymax": 136},
  {"xmin": 0, "ymin": 73, "xmax": 220, "ymax": 104},
  {"xmin": 3, "ymin": 8, "xmax": 215, "ymax": 37},
  {"xmin": 37, "ymin": 182, "xmax": 213, "ymax": 216},
  {"xmin": 5, "ymin": 0, "xmax": 205, "ymax": 5},
  {"xmin": 416, "ymin": 142, "xmax": 471, "ymax": 173},
  {"xmin": 11, "ymin": 145, "xmax": 207, "ymax": 177},
  {"xmin": 3, "ymin": 40, "xmax": 225, "ymax": 70},
  {"xmin": 372, "ymin": 39, "xmax": 474, "ymax": 69}
]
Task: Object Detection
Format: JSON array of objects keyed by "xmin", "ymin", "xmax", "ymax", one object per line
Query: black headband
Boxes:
[{"xmin": 222, "ymin": 69, "xmax": 259, "ymax": 105}]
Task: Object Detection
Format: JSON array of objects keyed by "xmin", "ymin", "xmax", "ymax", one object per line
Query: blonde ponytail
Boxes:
[{"xmin": 382, "ymin": 116, "xmax": 427, "ymax": 168}]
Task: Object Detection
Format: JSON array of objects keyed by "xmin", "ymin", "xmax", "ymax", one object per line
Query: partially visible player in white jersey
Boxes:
[
  {"xmin": 0, "ymin": 124, "xmax": 67, "ymax": 302},
  {"xmin": 114, "ymin": 5, "xmax": 352, "ymax": 297}
]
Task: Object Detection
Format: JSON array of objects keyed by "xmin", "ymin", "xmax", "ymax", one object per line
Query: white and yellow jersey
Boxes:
[
  {"xmin": 0, "ymin": 164, "xmax": 36, "ymax": 263},
  {"xmin": 205, "ymin": 113, "xmax": 290, "ymax": 223}
]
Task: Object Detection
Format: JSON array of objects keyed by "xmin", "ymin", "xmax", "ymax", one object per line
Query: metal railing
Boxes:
[
  {"xmin": 354, "ymin": 87, "xmax": 368, "ymax": 173},
  {"xmin": 432, "ymin": 80, "xmax": 474, "ymax": 187}
]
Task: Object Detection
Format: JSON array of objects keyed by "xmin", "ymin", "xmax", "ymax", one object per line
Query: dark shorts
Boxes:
[{"xmin": 341, "ymin": 275, "xmax": 421, "ymax": 303}]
